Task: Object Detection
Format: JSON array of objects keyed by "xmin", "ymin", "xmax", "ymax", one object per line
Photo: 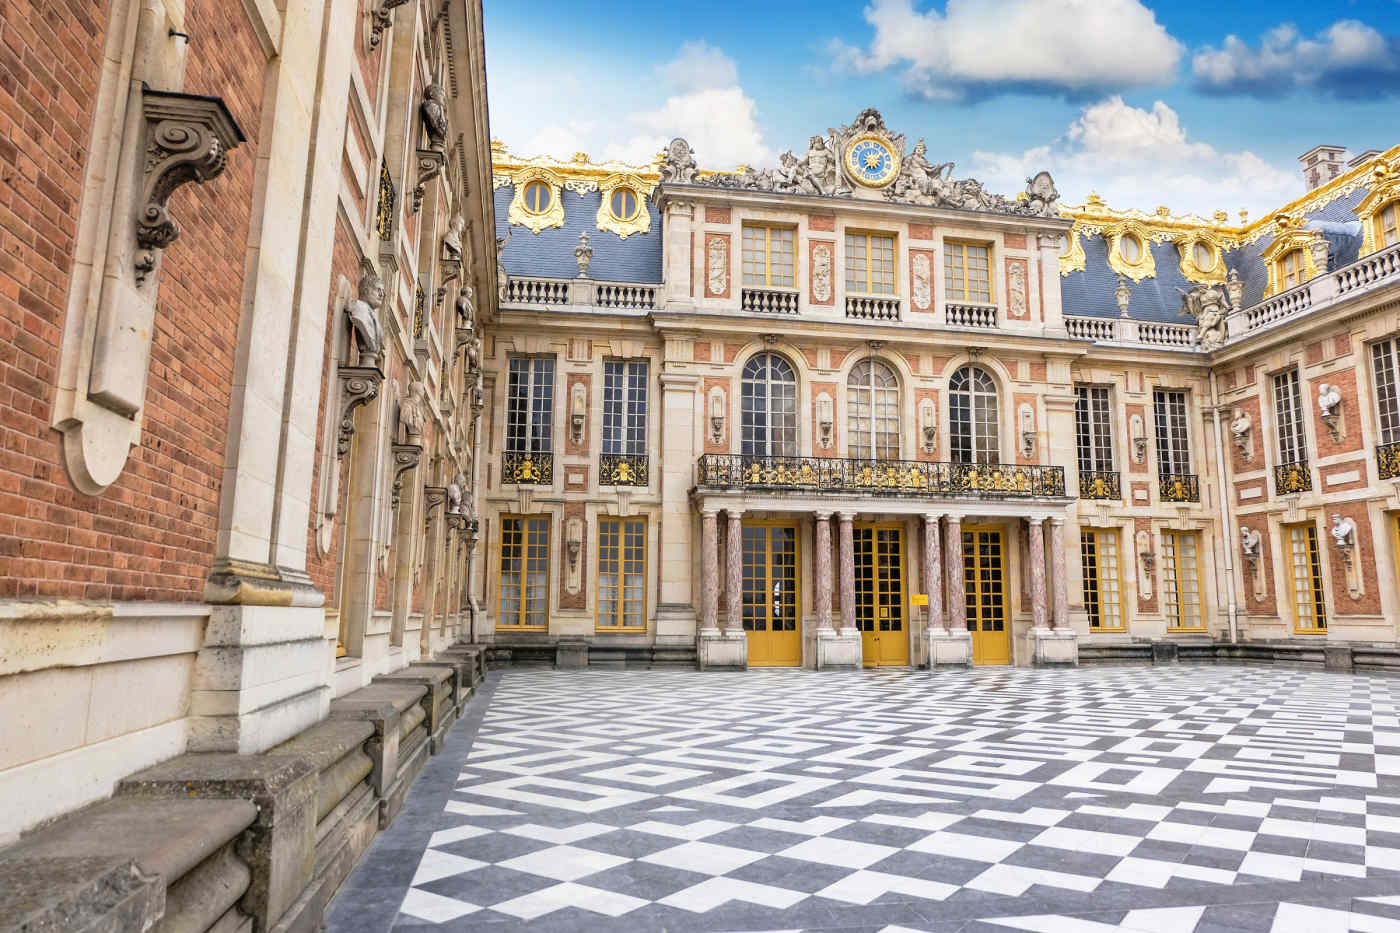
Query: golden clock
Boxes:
[{"xmin": 844, "ymin": 134, "xmax": 900, "ymax": 188}]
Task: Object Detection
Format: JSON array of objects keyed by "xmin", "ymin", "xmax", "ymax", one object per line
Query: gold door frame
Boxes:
[
  {"xmin": 963, "ymin": 523, "xmax": 1010, "ymax": 665},
  {"xmin": 854, "ymin": 521, "xmax": 910, "ymax": 667},
  {"xmin": 741, "ymin": 520, "xmax": 802, "ymax": 667}
]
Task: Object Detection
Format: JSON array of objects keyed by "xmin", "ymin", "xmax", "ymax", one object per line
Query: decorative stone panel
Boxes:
[
  {"xmin": 915, "ymin": 388, "xmax": 939, "ymax": 461},
  {"xmin": 1004, "ymin": 233, "xmax": 1028, "ymax": 250},
  {"xmin": 565, "ymin": 373, "xmax": 591, "ymax": 457},
  {"xmin": 705, "ymin": 206, "xmax": 731, "ymax": 224},
  {"xmin": 1134, "ymin": 517, "xmax": 1158, "ymax": 612},
  {"xmin": 808, "ymin": 214, "xmax": 835, "ymax": 232},
  {"xmin": 693, "ymin": 340, "xmax": 712, "ymax": 363},
  {"xmin": 703, "ymin": 377, "xmax": 732, "ymax": 455},
  {"xmin": 1125, "ymin": 404, "xmax": 1149, "ymax": 474},
  {"xmin": 809, "ymin": 239, "xmax": 835, "ymax": 306},
  {"xmin": 1014, "ymin": 393, "xmax": 1038, "ymax": 464},
  {"xmin": 1005, "ymin": 257, "xmax": 1029, "ymax": 321},
  {"xmin": 811, "ymin": 381, "xmax": 838, "ymax": 454},
  {"xmin": 704, "ymin": 233, "xmax": 730, "ymax": 299},
  {"xmin": 909, "ymin": 223, "xmax": 933, "ymax": 241},
  {"xmin": 909, "ymin": 249, "xmax": 935, "ymax": 312},
  {"xmin": 1328, "ymin": 502, "xmax": 1381, "ymax": 616},
  {"xmin": 1229, "ymin": 396, "xmax": 1262, "ymax": 475},
  {"xmin": 560, "ymin": 502, "xmax": 587, "ymax": 610},
  {"xmin": 1320, "ymin": 460, "xmax": 1368, "ymax": 493},
  {"xmin": 1242, "ymin": 524, "xmax": 1277, "ymax": 617}
]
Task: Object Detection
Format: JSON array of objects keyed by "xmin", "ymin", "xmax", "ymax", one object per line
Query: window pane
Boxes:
[
  {"xmin": 1273, "ymin": 370, "xmax": 1303, "ymax": 464},
  {"xmin": 1074, "ymin": 386, "xmax": 1113, "ymax": 472},
  {"xmin": 1373, "ymin": 340, "xmax": 1400, "ymax": 445},
  {"xmin": 1153, "ymin": 390, "xmax": 1190, "ymax": 475},
  {"xmin": 950, "ymin": 365, "xmax": 998, "ymax": 464},
  {"xmin": 845, "ymin": 233, "xmax": 868, "ymax": 293}
]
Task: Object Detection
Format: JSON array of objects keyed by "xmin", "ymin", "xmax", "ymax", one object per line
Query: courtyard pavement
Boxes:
[{"xmin": 325, "ymin": 666, "xmax": 1400, "ymax": 932}]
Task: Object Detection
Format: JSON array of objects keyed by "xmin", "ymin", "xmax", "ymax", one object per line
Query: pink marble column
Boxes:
[
  {"xmin": 1050, "ymin": 518, "xmax": 1069, "ymax": 630},
  {"xmin": 815, "ymin": 512, "xmax": 833, "ymax": 630},
  {"xmin": 838, "ymin": 511, "xmax": 856, "ymax": 631},
  {"xmin": 1028, "ymin": 517, "xmax": 1048, "ymax": 630},
  {"xmin": 725, "ymin": 509, "xmax": 744, "ymax": 633},
  {"xmin": 701, "ymin": 510, "xmax": 719, "ymax": 633},
  {"xmin": 923, "ymin": 513, "xmax": 945, "ymax": 633},
  {"xmin": 945, "ymin": 516, "xmax": 966, "ymax": 631}
]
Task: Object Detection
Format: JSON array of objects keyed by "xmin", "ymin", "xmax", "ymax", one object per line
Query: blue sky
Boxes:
[{"xmin": 483, "ymin": 0, "xmax": 1400, "ymax": 217}]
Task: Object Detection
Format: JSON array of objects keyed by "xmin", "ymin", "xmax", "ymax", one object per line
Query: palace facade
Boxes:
[{"xmin": 483, "ymin": 110, "xmax": 1400, "ymax": 673}]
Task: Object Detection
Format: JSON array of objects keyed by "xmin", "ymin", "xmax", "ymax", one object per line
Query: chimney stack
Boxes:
[{"xmin": 1298, "ymin": 145, "xmax": 1347, "ymax": 191}]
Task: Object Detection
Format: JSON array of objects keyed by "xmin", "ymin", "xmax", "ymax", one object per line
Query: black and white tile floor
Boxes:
[{"xmin": 326, "ymin": 667, "xmax": 1400, "ymax": 932}]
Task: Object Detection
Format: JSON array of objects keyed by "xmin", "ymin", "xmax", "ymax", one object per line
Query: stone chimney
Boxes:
[{"xmin": 1298, "ymin": 145, "xmax": 1347, "ymax": 191}]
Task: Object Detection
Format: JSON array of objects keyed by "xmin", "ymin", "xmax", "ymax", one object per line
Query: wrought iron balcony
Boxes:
[
  {"xmin": 501, "ymin": 451, "xmax": 553, "ymax": 485},
  {"xmin": 696, "ymin": 455, "xmax": 1067, "ymax": 499},
  {"xmin": 1078, "ymin": 470, "xmax": 1121, "ymax": 500},
  {"xmin": 1379, "ymin": 441, "xmax": 1400, "ymax": 481},
  {"xmin": 740, "ymin": 287, "xmax": 799, "ymax": 314},
  {"xmin": 1159, "ymin": 472, "xmax": 1200, "ymax": 503},
  {"xmin": 599, "ymin": 452, "xmax": 648, "ymax": 487},
  {"xmin": 1273, "ymin": 459, "xmax": 1313, "ymax": 495}
]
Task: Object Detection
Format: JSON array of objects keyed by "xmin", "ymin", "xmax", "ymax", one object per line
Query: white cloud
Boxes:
[
  {"xmin": 833, "ymin": 0, "xmax": 1182, "ymax": 100},
  {"xmin": 969, "ymin": 96, "xmax": 1301, "ymax": 218},
  {"xmin": 1192, "ymin": 19, "xmax": 1400, "ymax": 98},
  {"xmin": 495, "ymin": 43, "xmax": 771, "ymax": 170}
]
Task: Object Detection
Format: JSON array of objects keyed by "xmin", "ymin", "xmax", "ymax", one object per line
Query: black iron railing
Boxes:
[
  {"xmin": 1379, "ymin": 441, "xmax": 1400, "ymax": 481},
  {"xmin": 599, "ymin": 453, "xmax": 648, "ymax": 486},
  {"xmin": 501, "ymin": 451, "xmax": 553, "ymax": 485},
  {"xmin": 696, "ymin": 455, "xmax": 1066, "ymax": 499},
  {"xmin": 1273, "ymin": 459, "xmax": 1313, "ymax": 495},
  {"xmin": 1159, "ymin": 472, "xmax": 1200, "ymax": 503},
  {"xmin": 1078, "ymin": 470, "xmax": 1121, "ymax": 500}
]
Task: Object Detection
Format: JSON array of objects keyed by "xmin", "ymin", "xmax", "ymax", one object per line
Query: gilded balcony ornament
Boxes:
[
  {"xmin": 502, "ymin": 452, "xmax": 553, "ymax": 485},
  {"xmin": 1078, "ymin": 470, "xmax": 1120, "ymax": 500},
  {"xmin": 600, "ymin": 453, "xmax": 648, "ymax": 487},
  {"xmin": 1159, "ymin": 473, "xmax": 1200, "ymax": 503},
  {"xmin": 1378, "ymin": 441, "xmax": 1400, "ymax": 480},
  {"xmin": 1273, "ymin": 460, "xmax": 1313, "ymax": 495},
  {"xmin": 375, "ymin": 159, "xmax": 395, "ymax": 241}
]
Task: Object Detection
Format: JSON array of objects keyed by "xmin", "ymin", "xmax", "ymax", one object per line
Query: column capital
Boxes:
[
  {"xmin": 922, "ymin": 512, "xmax": 940, "ymax": 524},
  {"xmin": 701, "ymin": 506, "xmax": 720, "ymax": 518},
  {"xmin": 1028, "ymin": 516, "xmax": 1045, "ymax": 527},
  {"xmin": 944, "ymin": 514, "xmax": 962, "ymax": 526},
  {"xmin": 814, "ymin": 510, "xmax": 833, "ymax": 520},
  {"xmin": 1049, "ymin": 516, "xmax": 1066, "ymax": 527},
  {"xmin": 837, "ymin": 510, "xmax": 857, "ymax": 522},
  {"xmin": 725, "ymin": 507, "xmax": 744, "ymax": 519}
]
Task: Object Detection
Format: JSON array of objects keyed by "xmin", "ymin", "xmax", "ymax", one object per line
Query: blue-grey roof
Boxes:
[
  {"xmin": 493, "ymin": 187, "xmax": 663, "ymax": 284},
  {"xmin": 1063, "ymin": 185, "xmax": 1372, "ymax": 322}
]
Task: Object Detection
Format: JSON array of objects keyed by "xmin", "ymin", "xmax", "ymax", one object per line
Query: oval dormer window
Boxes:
[
  {"xmin": 522, "ymin": 180, "xmax": 552, "ymax": 214},
  {"xmin": 609, "ymin": 187, "xmax": 639, "ymax": 222},
  {"xmin": 1192, "ymin": 241, "xmax": 1215, "ymax": 271},
  {"xmin": 1120, "ymin": 233, "xmax": 1142, "ymax": 264}
]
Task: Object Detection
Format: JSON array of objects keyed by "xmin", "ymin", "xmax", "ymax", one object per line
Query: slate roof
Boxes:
[{"xmin": 493, "ymin": 187, "xmax": 662, "ymax": 284}]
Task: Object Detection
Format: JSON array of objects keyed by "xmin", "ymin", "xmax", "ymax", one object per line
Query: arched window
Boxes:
[
  {"xmin": 847, "ymin": 359, "xmax": 900, "ymax": 459},
  {"xmin": 949, "ymin": 365, "xmax": 999, "ymax": 465},
  {"xmin": 1280, "ymin": 248, "xmax": 1306, "ymax": 291},
  {"xmin": 522, "ymin": 180, "xmax": 552, "ymax": 214},
  {"xmin": 741, "ymin": 353, "xmax": 797, "ymax": 457},
  {"xmin": 1378, "ymin": 201, "xmax": 1400, "ymax": 250}
]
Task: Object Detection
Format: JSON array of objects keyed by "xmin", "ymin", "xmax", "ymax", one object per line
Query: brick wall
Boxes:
[{"xmin": 0, "ymin": 1, "xmax": 262, "ymax": 600}]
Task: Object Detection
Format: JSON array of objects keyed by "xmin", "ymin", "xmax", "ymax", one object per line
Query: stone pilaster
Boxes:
[
  {"xmin": 725, "ymin": 510, "xmax": 743, "ymax": 633},
  {"xmin": 1030, "ymin": 516, "xmax": 1078, "ymax": 666},
  {"xmin": 656, "ymin": 373, "xmax": 699, "ymax": 645}
]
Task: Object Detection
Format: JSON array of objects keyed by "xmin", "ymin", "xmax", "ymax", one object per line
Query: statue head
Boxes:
[
  {"xmin": 912, "ymin": 140, "xmax": 927, "ymax": 157},
  {"xmin": 357, "ymin": 260, "xmax": 384, "ymax": 308},
  {"xmin": 809, "ymin": 135, "xmax": 826, "ymax": 151},
  {"xmin": 449, "ymin": 214, "xmax": 464, "ymax": 235},
  {"xmin": 425, "ymin": 83, "xmax": 446, "ymax": 105}
]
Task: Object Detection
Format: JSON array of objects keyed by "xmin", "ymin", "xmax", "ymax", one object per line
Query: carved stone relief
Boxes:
[
  {"xmin": 1331, "ymin": 514, "xmax": 1364, "ymax": 600},
  {"xmin": 912, "ymin": 252, "xmax": 932, "ymax": 310},
  {"xmin": 706, "ymin": 235, "xmax": 729, "ymax": 298},
  {"xmin": 1006, "ymin": 259, "xmax": 1027, "ymax": 319},
  {"xmin": 812, "ymin": 243, "xmax": 833, "ymax": 303},
  {"xmin": 1129, "ymin": 413, "xmax": 1147, "ymax": 463},
  {"xmin": 1230, "ymin": 408, "xmax": 1253, "ymax": 462},
  {"xmin": 1318, "ymin": 383, "xmax": 1343, "ymax": 441},
  {"xmin": 1136, "ymin": 530, "xmax": 1155, "ymax": 601},
  {"xmin": 1177, "ymin": 283, "xmax": 1227, "ymax": 352}
]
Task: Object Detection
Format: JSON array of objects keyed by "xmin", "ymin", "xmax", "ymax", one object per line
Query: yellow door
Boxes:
[
  {"xmin": 854, "ymin": 523, "xmax": 910, "ymax": 667},
  {"xmin": 963, "ymin": 526, "xmax": 1010, "ymax": 665},
  {"xmin": 742, "ymin": 523, "xmax": 802, "ymax": 667}
]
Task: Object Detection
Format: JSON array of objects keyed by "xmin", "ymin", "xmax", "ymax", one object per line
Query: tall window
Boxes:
[
  {"xmin": 506, "ymin": 357, "xmax": 554, "ymax": 457},
  {"xmin": 1074, "ymin": 386, "xmax": 1114, "ymax": 473},
  {"xmin": 1286, "ymin": 523, "xmax": 1327, "ymax": 632},
  {"xmin": 1280, "ymin": 249, "xmax": 1306, "ymax": 291},
  {"xmin": 1161, "ymin": 531, "xmax": 1204, "ymax": 631},
  {"xmin": 1373, "ymin": 339, "xmax": 1400, "ymax": 446},
  {"xmin": 742, "ymin": 225, "xmax": 795, "ymax": 288},
  {"xmin": 602, "ymin": 360, "xmax": 647, "ymax": 455},
  {"xmin": 598, "ymin": 517, "xmax": 646, "ymax": 630},
  {"xmin": 847, "ymin": 359, "xmax": 900, "ymax": 459},
  {"xmin": 1153, "ymin": 389, "xmax": 1191, "ymax": 476},
  {"xmin": 499, "ymin": 516, "xmax": 549, "ymax": 629},
  {"xmin": 1377, "ymin": 201, "xmax": 1399, "ymax": 250},
  {"xmin": 1080, "ymin": 529, "xmax": 1123, "ymax": 631},
  {"xmin": 1273, "ymin": 369, "xmax": 1305, "ymax": 464},
  {"xmin": 945, "ymin": 241, "xmax": 992, "ymax": 303},
  {"xmin": 741, "ymin": 353, "xmax": 798, "ymax": 457},
  {"xmin": 949, "ymin": 365, "xmax": 999, "ymax": 465},
  {"xmin": 845, "ymin": 232, "xmax": 895, "ymax": 295}
]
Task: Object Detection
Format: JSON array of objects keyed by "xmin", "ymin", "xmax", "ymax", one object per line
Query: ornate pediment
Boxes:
[{"xmin": 658, "ymin": 107, "xmax": 1061, "ymax": 219}]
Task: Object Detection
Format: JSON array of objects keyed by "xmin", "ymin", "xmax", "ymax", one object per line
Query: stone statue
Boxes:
[
  {"xmin": 1017, "ymin": 171, "xmax": 1060, "ymax": 218},
  {"xmin": 421, "ymin": 84, "xmax": 449, "ymax": 152},
  {"xmin": 398, "ymin": 381, "xmax": 425, "ymax": 441},
  {"xmin": 346, "ymin": 259, "xmax": 384, "ymax": 367},
  {"xmin": 1318, "ymin": 382, "xmax": 1342, "ymax": 420},
  {"xmin": 891, "ymin": 140, "xmax": 953, "ymax": 204},
  {"xmin": 455, "ymin": 285, "xmax": 474, "ymax": 329},
  {"xmin": 1308, "ymin": 235, "xmax": 1331, "ymax": 274},
  {"xmin": 1114, "ymin": 275, "xmax": 1132, "ymax": 317},
  {"xmin": 1230, "ymin": 408, "xmax": 1252, "ymax": 458},
  {"xmin": 442, "ymin": 214, "xmax": 464, "ymax": 262},
  {"xmin": 1178, "ymin": 283, "xmax": 1227, "ymax": 352},
  {"xmin": 1330, "ymin": 514, "xmax": 1356, "ymax": 549},
  {"xmin": 659, "ymin": 138, "xmax": 698, "ymax": 184},
  {"xmin": 1226, "ymin": 267, "xmax": 1244, "ymax": 310},
  {"xmin": 797, "ymin": 136, "xmax": 838, "ymax": 196},
  {"xmin": 446, "ymin": 473, "xmax": 464, "ymax": 515},
  {"xmin": 574, "ymin": 231, "xmax": 593, "ymax": 278},
  {"xmin": 1240, "ymin": 526, "xmax": 1261, "ymax": 558},
  {"xmin": 496, "ymin": 225, "xmax": 513, "ymax": 303}
]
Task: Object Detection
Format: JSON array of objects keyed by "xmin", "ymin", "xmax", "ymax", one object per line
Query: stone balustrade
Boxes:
[
  {"xmin": 944, "ymin": 301, "xmax": 998, "ymax": 329},
  {"xmin": 845, "ymin": 294, "xmax": 902, "ymax": 320},
  {"xmin": 741, "ymin": 286, "xmax": 800, "ymax": 314}
]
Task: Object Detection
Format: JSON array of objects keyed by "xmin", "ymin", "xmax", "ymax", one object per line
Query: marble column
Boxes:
[
  {"xmin": 1028, "ymin": 517, "xmax": 1048, "ymax": 630},
  {"xmin": 1050, "ymin": 518, "xmax": 1069, "ymax": 631},
  {"xmin": 815, "ymin": 512, "xmax": 833, "ymax": 630},
  {"xmin": 725, "ymin": 509, "xmax": 744, "ymax": 634},
  {"xmin": 923, "ymin": 513, "xmax": 945, "ymax": 633},
  {"xmin": 700, "ymin": 509, "xmax": 719, "ymax": 633},
  {"xmin": 838, "ymin": 511, "xmax": 856, "ymax": 631},
  {"xmin": 945, "ymin": 516, "xmax": 966, "ymax": 631}
]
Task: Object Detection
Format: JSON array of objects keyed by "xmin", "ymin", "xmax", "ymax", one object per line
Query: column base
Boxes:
[
  {"xmin": 816, "ymin": 627, "xmax": 862, "ymax": 670},
  {"xmin": 1029, "ymin": 627, "xmax": 1079, "ymax": 667},
  {"xmin": 926, "ymin": 627, "xmax": 973, "ymax": 669},
  {"xmin": 697, "ymin": 629, "xmax": 747, "ymax": 671}
]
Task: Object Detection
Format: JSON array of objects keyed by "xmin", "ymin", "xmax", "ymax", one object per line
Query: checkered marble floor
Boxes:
[{"xmin": 329, "ymin": 666, "xmax": 1400, "ymax": 932}]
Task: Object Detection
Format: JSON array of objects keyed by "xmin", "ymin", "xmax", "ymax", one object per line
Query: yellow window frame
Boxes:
[
  {"xmin": 1279, "ymin": 248, "xmax": 1305, "ymax": 291},
  {"xmin": 596, "ymin": 516, "xmax": 648, "ymax": 631},
  {"xmin": 944, "ymin": 239, "xmax": 994, "ymax": 303},
  {"xmin": 845, "ymin": 230, "xmax": 896, "ymax": 295},
  {"xmin": 608, "ymin": 187, "xmax": 639, "ymax": 222},
  {"xmin": 1284, "ymin": 521, "xmax": 1328, "ymax": 633},
  {"xmin": 522, "ymin": 180, "xmax": 552, "ymax": 215},
  {"xmin": 1162, "ymin": 530, "xmax": 1205, "ymax": 632},
  {"xmin": 1080, "ymin": 527, "xmax": 1126, "ymax": 632},
  {"xmin": 742, "ymin": 223, "xmax": 796, "ymax": 288},
  {"xmin": 497, "ymin": 514, "xmax": 550, "ymax": 631},
  {"xmin": 1379, "ymin": 201, "xmax": 1400, "ymax": 250}
]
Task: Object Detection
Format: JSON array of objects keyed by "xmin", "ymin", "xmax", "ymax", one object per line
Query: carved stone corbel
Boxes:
[
  {"xmin": 336, "ymin": 365, "xmax": 383, "ymax": 457},
  {"xmin": 1136, "ymin": 529, "xmax": 1155, "ymax": 601},
  {"xmin": 368, "ymin": 0, "xmax": 411, "ymax": 49},
  {"xmin": 423, "ymin": 485, "xmax": 447, "ymax": 529},
  {"xmin": 1130, "ymin": 414, "xmax": 1147, "ymax": 463},
  {"xmin": 412, "ymin": 149, "xmax": 446, "ymax": 215},
  {"xmin": 389, "ymin": 443, "xmax": 422, "ymax": 510},
  {"xmin": 134, "ymin": 89, "xmax": 245, "ymax": 285}
]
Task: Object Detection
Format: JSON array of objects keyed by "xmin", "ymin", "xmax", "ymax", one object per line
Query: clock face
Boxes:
[{"xmin": 845, "ymin": 135, "xmax": 899, "ymax": 188}]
